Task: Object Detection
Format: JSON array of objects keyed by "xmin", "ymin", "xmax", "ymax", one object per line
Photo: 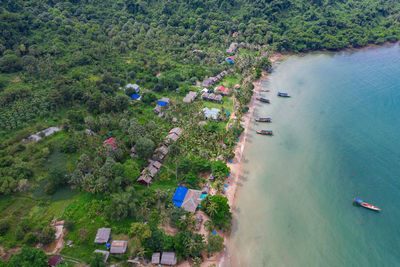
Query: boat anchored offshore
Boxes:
[
  {"xmin": 353, "ymin": 198, "xmax": 381, "ymax": 211},
  {"xmin": 256, "ymin": 97, "xmax": 270, "ymax": 103},
  {"xmin": 278, "ymin": 92, "xmax": 290, "ymax": 97},
  {"xmin": 261, "ymin": 89, "xmax": 270, "ymax": 92},
  {"xmin": 257, "ymin": 130, "xmax": 273, "ymax": 136},
  {"xmin": 255, "ymin": 117, "xmax": 271, "ymax": 122}
]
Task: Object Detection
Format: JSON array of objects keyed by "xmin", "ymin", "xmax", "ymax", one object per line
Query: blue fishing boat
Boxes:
[
  {"xmin": 353, "ymin": 198, "xmax": 381, "ymax": 211},
  {"xmin": 278, "ymin": 92, "xmax": 290, "ymax": 97}
]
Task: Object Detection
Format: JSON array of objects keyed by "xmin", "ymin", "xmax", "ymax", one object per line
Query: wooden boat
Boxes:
[
  {"xmin": 261, "ymin": 89, "xmax": 270, "ymax": 92},
  {"xmin": 256, "ymin": 97, "xmax": 270, "ymax": 103},
  {"xmin": 353, "ymin": 198, "xmax": 381, "ymax": 211},
  {"xmin": 257, "ymin": 130, "xmax": 273, "ymax": 135},
  {"xmin": 255, "ymin": 117, "xmax": 271, "ymax": 122},
  {"xmin": 278, "ymin": 92, "xmax": 290, "ymax": 97}
]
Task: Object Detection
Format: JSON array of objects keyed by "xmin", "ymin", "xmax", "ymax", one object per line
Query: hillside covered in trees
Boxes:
[{"xmin": 0, "ymin": 0, "xmax": 399, "ymax": 265}]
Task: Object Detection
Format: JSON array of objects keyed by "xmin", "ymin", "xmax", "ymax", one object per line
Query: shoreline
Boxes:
[
  {"xmin": 197, "ymin": 41, "xmax": 399, "ymax": 266},
  {"xmin": 200, "ymin": 67, "xmax": 277, "ymax": 266},
  {"xmin": 202, "ymin": 41, "xmax": 400, "ymax": 266},
  {"xmin": 198, "ymin": 53, "xmax": 285, "ymax": 267}
]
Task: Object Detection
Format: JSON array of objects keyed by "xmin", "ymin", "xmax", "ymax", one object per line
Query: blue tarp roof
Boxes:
[
  {"xmin": 173, "ymin": 186, "xmax": 188, "ymax": 207},
  {"xmin": 131, "ymin": 94, "xmax": 140, "ymax": 100},
  {"xmin": 158, "ymin": 100, "xmax": 168, "ymax": 106}
]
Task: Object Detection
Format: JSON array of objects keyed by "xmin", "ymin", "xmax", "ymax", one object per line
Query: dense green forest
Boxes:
[{"xmin": 0, "ymin": 0, "xmax": 399, "ymax": 265}]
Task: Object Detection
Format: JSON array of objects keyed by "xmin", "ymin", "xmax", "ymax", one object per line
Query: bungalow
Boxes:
[
  {"xmin": 110, "ymin": 240, "xmax": 128, "ymax": 254},
  {"xmin": 151, "ymin": 252, "xmax": 161, "ymax": 265},
  {"xmin": 181, "ymin": 189, "xmax": 202, "ymax": 213},
  {"xmin": 137, "ymin": 174, "xmax": 152, "ymax": 185},
  {"xmin": 203, "ymin": 107, "xmax": 220, "ymax": 121},
  {"xmin": 195, "ymin": 214, "xmax": 203, "ymax": 231},
  {"xmin": 169, "ymin": 127, "xmax": 183, "ymax": 136},
  {"xmin": 153, "ymin": 145, "xmax": 168, "ymax": 161},
  {"xmin": 48, "ymin": 255, "xmax": 63, "ymax": 267},
  {"xmin": 202, "ymin": 77, "xmax": 217, "ymax": 88},
  {"xmin": 226, "ymin": 42, "xmax": 238, "ymax": 54},
  {"xmin": 160, "ymin": 252, "xmax": 177, "ymax": 266},
  {"xmin": 94, "ymin": 250, "xmax": 110, "ymax": 263},
  {"xmin": 183, "ymin": 91, "xmax": 199, "ymax": 103},
  {"xmin": 202, "ymin": 92, "xmax": 222, "ymax": 103},
  {"xmin": 125, "ymin": 83, "xmax": 140, "ymax": 93},
  {"xmin": 94, "ymin": 228, "xmax": 111, "ymax": 244},
  {"xmin": 202, "ymin": 183, "xmax": 211, "ymax": 194},
  {"xmin": 165, "ymin": 132, "xmax": 179, "ymax": 142}
]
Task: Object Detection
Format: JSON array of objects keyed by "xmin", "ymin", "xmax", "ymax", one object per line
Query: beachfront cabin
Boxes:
[
  {"xmin": 173, "ymin": 186, "xmax": 188, "ymax": 207},
  {"xmin": 94, "ymin": 250, "xmax": 110, "ymax": 263},
  {"xmin": 226, "ymin": 56, "xmax": 234, "ymax": 64},
  {"xmin": 94, "ymin": 228, "xmax": 111, "ymax": 244},
  {"xmin": 160, "ymin": 252, "xmax": 177, "ymax": 266},
  {"xmin": 181, "ymin": 189, "xmax": 202, "ymax": 213},
  {"xmin": 202, "ymin": 183, "xmax": 211, "ymax": 194},
  {"xmin": 110, "ymin": 240, "xmax": 128, "ymax": 254},
  {"xmin": 125, "ymin": 83, "xmax": 140, "ymax": 93}
]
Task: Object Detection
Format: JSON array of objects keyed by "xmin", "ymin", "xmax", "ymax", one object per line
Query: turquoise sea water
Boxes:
[{"xmin": 227, "ymin": 44, "xmax": 400, "ymax": 266}]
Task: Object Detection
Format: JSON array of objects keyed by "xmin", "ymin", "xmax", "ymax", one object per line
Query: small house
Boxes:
[
  {"xmin": 183, "ymin": 91, "xmax": 199, "ymax": 103},
  {"xmin": 94, "ymin": 250, "xmax": 110, "ymax": 263},
  {"xmin": 226, "ymin": 42, "xmax": 238, "ymax": 54},
  {"xmin": 103, "ymin": 138, "xmax": 117, "ymax": 150},
  {"xmin": 151, "ymin": 252, "xmax": 161, "ymax": 265},
  {"xmin": 226, "ymin": 56, "xmax": 234, "ymax": 64},
  {"xmin": 202, "ymin": 183, "xmax": 211, "ymax": 194},
  {"xmin": 169, "ymin": 127, "xmax": 183, "ymax": 136},
  {"xmin": 153, "ymin": 146, "xmax": 168, "ymax": 161},
  {"xmin": 172, "ymin": 186, "xmax": 188, "ymax": 207},
  {"xmin": 48, "ymin": 255, "xmax": 63, "ymax": 267},
  {"xmin": 203, "ymin": 107, "xmax": 220, "ymax": 121},
  {"xmin": 110, "ymin": 240, "xmax": 128, "ymax": 254},
  {"xmin": 125, "ymin": 83, "xmax": 140, "ymax": 93},
  {"xmin": 137, "ymin": 174, "xmax": 152, "ymax": 185},
  {"xmin": 130, "ymin": 94, "xmax": 141, "ymax": 101},
  {"xmin": 94, "ymin": 228, "xmax": 111, "ymax": 244},
  {"xmin": 160, "ymin": 252, "xmax": 177, "ymax": 266},
  {"xmin": 181, "ymin": 189, "xmax": 202, "ymax": 213},
  {"xmin": 195, "ymin": 214, "xmax": 203, "ymax": 231},
  {"xmin": 214, "ymin": 86, "xmax": 229, "ymax": 96},
  {"xmin": 157, "ymin": 97, "xmax": 170, "ymax": 107}
]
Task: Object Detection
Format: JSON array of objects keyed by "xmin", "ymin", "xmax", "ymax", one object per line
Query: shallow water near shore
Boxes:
[{"xmin": 226, "ymin": 44, "xmax": 400, "ymax": 266}]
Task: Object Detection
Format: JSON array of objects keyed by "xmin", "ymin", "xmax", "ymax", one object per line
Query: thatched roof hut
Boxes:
[
  {"xmin": 94, "ymin": 228, "xmax": 111, "ymax": 244},
  {"xmin": 151, "ymin": 252, "xmax": 161, "ymax": 264},
  {"xmin": 160, "ymin": 252, "xmax": 177, "ymax": 265},
  {"xmin": 110, "ymin": 240, "xmax": 128, "ymax": 254}
]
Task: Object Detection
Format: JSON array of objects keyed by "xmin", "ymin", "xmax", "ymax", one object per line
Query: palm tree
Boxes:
[{"xmin": 206, "ymin": 201, "xmax": 218, "ymax": 217}]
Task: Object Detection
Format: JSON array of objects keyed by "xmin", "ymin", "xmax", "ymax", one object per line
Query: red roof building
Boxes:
[
  {"xmin": 48, "ymin": 255, "xmax": 63, "ymax": 266},
  {"xmin": 103, "ymin": 137, "xmax": 117, "ymax": 150},
  {"xmin": 215, "ymin": 86, "xmax": 229, "ymax": 95}
]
